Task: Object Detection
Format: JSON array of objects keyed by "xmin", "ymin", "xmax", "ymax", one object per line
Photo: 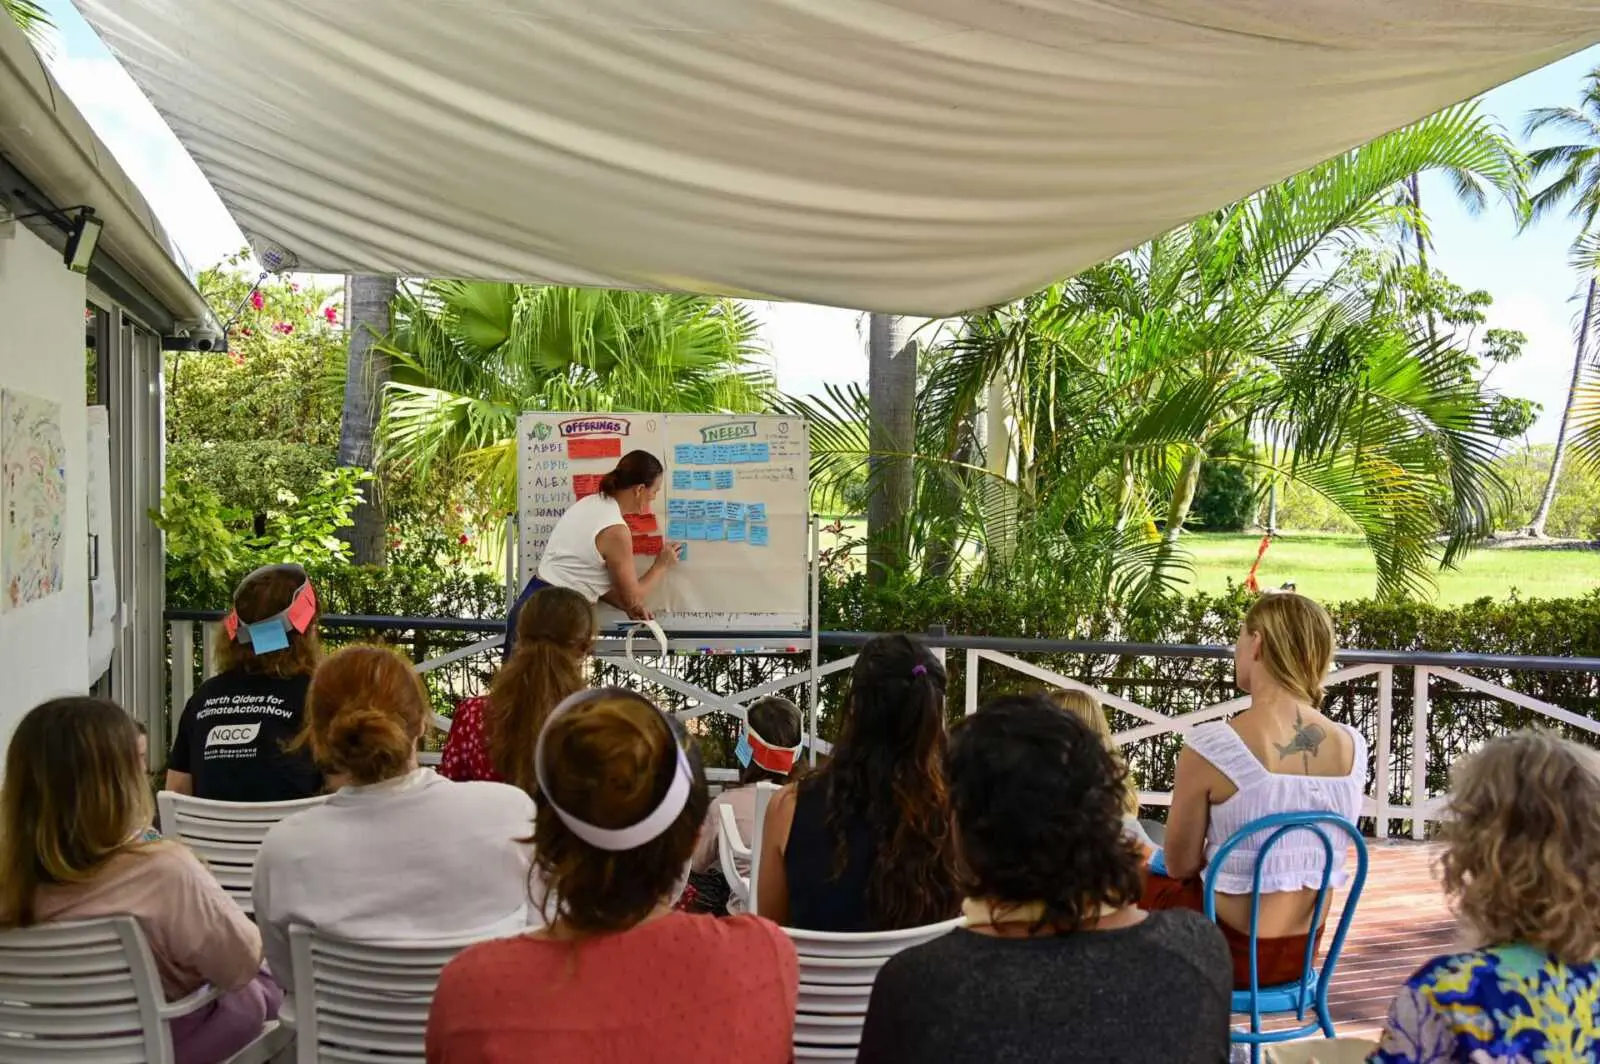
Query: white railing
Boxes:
[{"xmin": 166, "ymin": 618, "xmax": 1600, "ymax": 839}]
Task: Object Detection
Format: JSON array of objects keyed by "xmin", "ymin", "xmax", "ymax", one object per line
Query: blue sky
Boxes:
[{"xmin": 35, "ymin": 0, "xmax": 1600, "ymax": 440}]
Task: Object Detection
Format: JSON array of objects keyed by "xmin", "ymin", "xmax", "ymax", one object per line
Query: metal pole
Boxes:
[
  {"xmin": 1412, "ymin": 667, "xmax": 1430, "ymax": 841},
  {"xmin": 808, "ymin": 513, "xmax": 822, "ymax": 767},
  {"xmin": 965, "ymin": 648, "xmax": 980, "ymax": 716},
  {"xmin": 1374, "ymin": 666, "xmax": 1392, "ymax": 839},
  {"xmin": 504, "ymin": 512, "xmax": 518, "ymax": 610}
]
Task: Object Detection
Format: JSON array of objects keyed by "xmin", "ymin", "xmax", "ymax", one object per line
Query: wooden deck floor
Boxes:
[{"xmin": 1302, "ymin": 840, "xmax": 1455, "ymax": 1040}]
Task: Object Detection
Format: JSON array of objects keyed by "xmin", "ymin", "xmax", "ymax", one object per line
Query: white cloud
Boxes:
[{"xmin": 1481, "ymin": 290, "xmax": 1584, "ymax": 444}]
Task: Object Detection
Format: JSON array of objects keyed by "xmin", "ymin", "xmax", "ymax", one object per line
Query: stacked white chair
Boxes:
[
  {"xmin": 0, "ymin": 915, "xmax": 291, "ymax": 1064},
  {"xmin": 288, "ymin": 925, "xmax": 482, "ymax": 1063},
  {"xmin": 156, "ymin": 791, "xmax": 329, "ymax": 916},
  {"xmin": 717, "ymin": 804, "xmax": 753, "ymax": 910},
  {"xmin": 785, "ymin": 917, "xmax": 965, "ymax": 1062}
]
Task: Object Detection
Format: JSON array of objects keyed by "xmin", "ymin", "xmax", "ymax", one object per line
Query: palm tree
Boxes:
[
  {"xmin": 1523, "ymin": 72, "xmax": 1600, "ymax": 537},
  {"xmin": 796, "ymin": 102, "xmax": 1523, "ymax": 602},
  {"xmin": 380, "ymin": 281, "xmax": 772, "ymax": 516},
  {"xmin": 866, "ymin": 314, "xmax": 916, "ymax": 582},
  {"xmin": 338, "ymin": 274, "xmax": 397, "ymax": 564},
  {"xmin": 2, "ymin": 0, "xmax": 52, "ymax": 50}
]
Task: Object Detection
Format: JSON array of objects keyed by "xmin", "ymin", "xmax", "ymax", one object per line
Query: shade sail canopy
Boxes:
[{"xmin": 74, "ymin": 1, "xmax": 1600, "ymax": 315}]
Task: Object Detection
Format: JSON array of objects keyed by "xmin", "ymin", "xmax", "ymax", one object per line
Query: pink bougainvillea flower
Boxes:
[
  {"xmin": 290, "ymin": 282, "xmax": 300, "ymax": 292},
  {"xmin": 458, "ymin": 533, "xmax": 470, "ymax": 546},
  {"xmin": 274, "ymin": 322, "xmax": 294, "ymax": 335},
  {"xmin": 249, "ymin": 289, "xmax": 264, "ymax": 311},
  {"xmin": 324, "ymin": 306, "xmax": 339, "ymax": 324}
]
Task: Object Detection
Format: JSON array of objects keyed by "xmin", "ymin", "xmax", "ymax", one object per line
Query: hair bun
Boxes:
[{"xmin": 326, "ymin": 702, "xmax": 412, "ymax": 780}]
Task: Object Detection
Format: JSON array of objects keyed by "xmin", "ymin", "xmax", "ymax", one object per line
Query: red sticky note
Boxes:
[
  {"xmin": 632, "ymin": 534, "xmax": 663, "ymax": 556},
  {"xmin": 573, "ymin": 474, "xmax": 604, "ymax": 499},
  {"xmin": 624, "ymin": 512, "xmax": 659, "ymax": 534},
  {"xmin": 568, "ymin": 437, "xmax": 623, "ymax": 461}
]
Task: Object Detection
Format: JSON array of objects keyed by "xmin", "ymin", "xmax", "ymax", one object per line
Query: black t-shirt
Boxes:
[
  {"xmin": 169, "ymin": 669, "xmax": 322, "ymax": 802},
  {"xmin": 856, "ymin": 911, "xmax": 1232, "ymax": 1064}
]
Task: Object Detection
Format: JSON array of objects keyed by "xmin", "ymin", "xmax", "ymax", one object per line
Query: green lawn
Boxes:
[{"xmin": 1180, "ymin": 533, "xmax": 1600, "ymax": 605}]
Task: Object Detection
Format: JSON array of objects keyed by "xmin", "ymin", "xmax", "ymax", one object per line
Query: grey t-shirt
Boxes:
[{"xmin": 856, "ymin": 909, "xmax": 1232, "ymax": 1064}]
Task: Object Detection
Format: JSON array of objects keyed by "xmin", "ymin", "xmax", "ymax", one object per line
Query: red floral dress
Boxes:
[{"xmin": 438, "ymin": 697, "xmax": 505, "ymax": 783}]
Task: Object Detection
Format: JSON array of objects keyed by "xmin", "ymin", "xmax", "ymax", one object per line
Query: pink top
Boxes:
[
  {"xmin": 439, "ymin": 697, "xmax": 504, "ymax": 784},
  {"xmin": 426, "ymin": 912, "xmax": 797, "ymax": 1064},
  {"xmin": 33, "ymin": 843, "xmax": 262, "ymax": 1000}
]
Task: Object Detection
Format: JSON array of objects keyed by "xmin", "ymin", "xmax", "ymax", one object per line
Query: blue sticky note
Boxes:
[
  {"xmin": 704, "ymin": 500, "xmax": 727, "ymax": 521},
  {"xmin": 705, "ymin": 522, "xmax": 726, "ymax": 542},
  {"xmin": 751, "ymin": 443, "xmax": 770, "ymax": 462},
  {"xmin": 697, "ymin": 446, "xmax": 716, "ymax": 465},
  {"xmin": 686, "ymin": 522, "xmax": 708, "ymax": 541},
  {"xmin": 749, "ymin": 525, "xmax": 770, "ymax": 547},
  {"xmin": 748, "ymin": 504, "xmax": 767, "ymax": 523},
  {"xmin": 714, "ymin": 470, "xmax": 734, "ymax": 489},
  {"xmin": 727, "ymin": 522, "xmax": 747, "ymax": 543},
  {"xmin": 727, "ymin": 502, "xmax": 746, "ymax": 522},
  {"xmin": 692, "ymin": 471, "xmax": 714, "ymax": 490},
  {"xmin": 667, "ymin": 499, "xmax": 689, "ymax": 519},
  {"xmin": 247, "ymin": 619, "xmax": 290, "ymax": 653},
  {"xmin": 674, "ymin": 444, "xmax": 696, "ymax": 464},
  {"xmin": 672, "ymin": 470, "xmax": 692, "ymax": 490},
  {"xmin": 668, "ymin": 519, "xmax": 690, "ymax": 539},
  {"xmin": 686, "ymin": 500, "xmax": 707, "ymax": 520}
]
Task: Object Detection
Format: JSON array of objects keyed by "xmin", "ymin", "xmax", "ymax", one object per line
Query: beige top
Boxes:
[
  {"xmin": 693, "ymin": 784, "xmax": 757, "ymax": 876},
  {"xmin": 33, "ymin": 843, "xmax": 262, "ymax": 1001}
]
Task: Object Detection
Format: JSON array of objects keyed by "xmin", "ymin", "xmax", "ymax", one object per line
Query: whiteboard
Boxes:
[{"xmin": 517, "ymin": 412, "xmax": 809, "ymax": 632}]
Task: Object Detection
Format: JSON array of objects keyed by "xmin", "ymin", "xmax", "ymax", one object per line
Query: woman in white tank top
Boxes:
[
  {"xmin": 502, "ymin": 450, "xmax": 682, "ymax": 658},
  {"xmin": 1143, "ymin": 592, "xmax": 1368, "ymax": 989}
]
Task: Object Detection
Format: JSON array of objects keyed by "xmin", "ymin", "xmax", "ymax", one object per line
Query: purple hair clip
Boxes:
[{"xmin": 912, "ymin": 664, "xmax": 928, "ymax": 677}]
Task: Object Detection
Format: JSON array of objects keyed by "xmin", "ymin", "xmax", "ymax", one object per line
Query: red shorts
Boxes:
[{"xmin": 1141, "ymin": 871, "xmax": 1322, "ymax": 989}]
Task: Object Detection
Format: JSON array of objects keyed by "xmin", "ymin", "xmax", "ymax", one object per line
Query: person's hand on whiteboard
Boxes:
[{"xmin": 651, "ymin": 541, "xmax": 684, "ymax": 570}]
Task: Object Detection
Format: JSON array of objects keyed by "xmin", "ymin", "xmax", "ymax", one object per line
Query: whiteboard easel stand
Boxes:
[
  {"xmin": 504, "ymin": 512, "xmax": 519, "ymax": 611},
  {"xmin": 808, "ymin": 511, "xmax": 822, "ymax": 767}
]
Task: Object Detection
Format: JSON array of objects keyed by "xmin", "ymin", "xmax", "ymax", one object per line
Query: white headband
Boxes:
[{"xmin": 534, "ymin": 688, "xmax": 693, "ymax": 852}]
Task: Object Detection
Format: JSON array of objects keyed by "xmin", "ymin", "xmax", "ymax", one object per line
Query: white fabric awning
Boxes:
[{"xmin": 73, "ymin": 1, "xmax": 1600, "ymax": 315}]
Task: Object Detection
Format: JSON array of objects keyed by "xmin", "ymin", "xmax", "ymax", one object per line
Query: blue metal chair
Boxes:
[{"xmin": 1203, "ymin": 811, "xmax": 1369, "ymax": 1064}]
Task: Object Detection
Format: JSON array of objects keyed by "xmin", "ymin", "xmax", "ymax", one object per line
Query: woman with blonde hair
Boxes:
[
  {"xmin": 166, "ymin": 563, "xmax": 324, "ymax": 801},
  {"xmin": 1143, "ymin": 592, "xmax": 1367, "ymax": 990},
  {"xmin": 441, "ymin": 585, "xmax": 595, "ymax": 791},
  {"xmin": 252, "ymin": 646, "xmax": 536, "ymax": 1021},
  {"xmin": 2, "ymin": 698, "xmax": 276, "ymax": 1064},
  {"xmin": 1369, "ymin": 731, "xmax": 1600, "ymax": 1062},
  {"xmin": 1046, "ymin": 688, "xmax": 1155, "ymax": 853},
  {"xmin": 427, "ymin": 688, "xmax": 798, "ymax": 1062}
]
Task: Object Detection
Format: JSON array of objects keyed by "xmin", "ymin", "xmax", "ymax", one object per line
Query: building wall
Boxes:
[{"xmin": 0, "ymin": 225, "xmax": 89, "ymax": 755}]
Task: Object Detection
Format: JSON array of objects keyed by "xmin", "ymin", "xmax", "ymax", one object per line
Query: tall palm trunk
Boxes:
[
  {"xmin": 1529, "ymin": 275, "xmax": 1599, "ymax": 537},
  {"xmin": 867, "ymin": 314, "xmax": 916, "ymax": 583},
  {"xmin": 338, "ymin": 274, "xmax": 397, "ymax": 565}
]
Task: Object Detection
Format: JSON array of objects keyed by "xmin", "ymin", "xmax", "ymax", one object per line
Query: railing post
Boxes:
[
  {"xmin": 965, "ymin": 649, "xmax": 980, "ymax": 716},
  {"xmin": 169, "ymin": 621, "xmax": 194, "ymax": 746},
  {"xmin": 201, "ymin": 622, "xmax": 219, "ymax": 680},
  {"xmin": 1373, "ymin": 665, "xmax": 1392, "ymax": 839},
  {"xmin": 1412, "ymin": 666, "xmax": 1431, "ymax": 841}
]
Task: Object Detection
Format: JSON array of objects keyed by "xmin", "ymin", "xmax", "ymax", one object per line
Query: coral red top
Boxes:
[
  {"xmin": 425, "ymin": 912, "xmax": 797, "ymax": 1064},
  {"xmin": 438, "ymin": 697, "xmax": 504, "ymax": 784}
]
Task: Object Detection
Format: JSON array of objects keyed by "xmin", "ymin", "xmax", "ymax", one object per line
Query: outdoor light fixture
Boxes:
[{"xmin": 2, "ymin": 204, "xmax": 103, "ymax": 273}]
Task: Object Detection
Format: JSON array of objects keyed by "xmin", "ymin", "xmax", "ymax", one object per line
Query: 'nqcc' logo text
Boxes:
[{"xmin": 205, "ymin": 723, "xmax": 261, "ymax": 747}]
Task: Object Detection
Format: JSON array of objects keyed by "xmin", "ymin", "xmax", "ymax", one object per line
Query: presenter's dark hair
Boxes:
[{"xmin": 600, "ymin": 451, "xmax": 664, "ymax": 495}]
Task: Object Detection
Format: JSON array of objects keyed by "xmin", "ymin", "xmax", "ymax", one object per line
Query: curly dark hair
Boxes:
[
  {"xmin": 948, "ymin": 694, "xmax": 1143, "ymax": 932},
  {"xmin": 818, "ymin": 634, "xmax": 960, "ymax": 929}
]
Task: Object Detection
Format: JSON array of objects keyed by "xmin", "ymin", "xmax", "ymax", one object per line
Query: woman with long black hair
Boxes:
[{"xmin": 756, "ymin": 634, "xmax": 961, "ymax": 931}]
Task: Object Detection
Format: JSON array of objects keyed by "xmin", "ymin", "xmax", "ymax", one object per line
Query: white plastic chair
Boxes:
[
  {"xmin": 717, "ymin": 804, "xmax": 752, "ymax": 910},
  {"xmin": 0, "ymin": 916, "xmax": 291, "ymax": 1064},
  {"xmin": 748, "ymin": 781, "xmax": 778, "ymax": 917},
  {"xmin": 288, "ymin": 925, "xmax": 484, "ymax": 1063},
  {"xmin": 785, "ymin": 917, "xmax": 964, "ymax": 1062},
  {"xmin": 157, "ymin": 791, "xmax": 329, "ymax": 916}
]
